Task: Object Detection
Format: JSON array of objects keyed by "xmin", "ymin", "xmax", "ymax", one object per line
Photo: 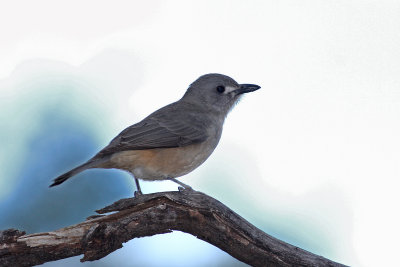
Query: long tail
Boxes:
[{"xmin": 49, "ymin": 160, "xmax": 99, "ymax": 187}]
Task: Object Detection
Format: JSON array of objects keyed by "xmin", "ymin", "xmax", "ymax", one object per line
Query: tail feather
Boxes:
[{"xmin": 50, "ymin": 161, "xmax": 97, "ymax": 187}]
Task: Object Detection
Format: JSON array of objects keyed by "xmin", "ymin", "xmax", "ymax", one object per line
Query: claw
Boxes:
[
  {"xmin": 134, "ymin": 190, "xmax": 143, "ymax": 198},
  {"xmin": 168, "ymin": 177, "xmax": 194, "ymax": 191}
]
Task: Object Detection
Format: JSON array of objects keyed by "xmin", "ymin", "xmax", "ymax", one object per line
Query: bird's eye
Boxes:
[{"xmin": 216, "ymin": 85, "xmax": 225, "ymax": 93}]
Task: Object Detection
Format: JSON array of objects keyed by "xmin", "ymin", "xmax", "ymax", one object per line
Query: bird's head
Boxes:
[{"xmin": 182, "ymin": 73, "xmax": 261, "ymax": 115}]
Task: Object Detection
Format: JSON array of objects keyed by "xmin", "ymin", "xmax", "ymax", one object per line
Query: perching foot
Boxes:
[
  {"xmin": 168, "ymin": 177, "xmax": 194, "ymax": 191},
  {"xmin": 134, "ymin": 190, "xmax": 143, "ymax": 198},
  {"xmin": 178, "ymin": 186, "xmax": 194, "ymax": 192},
  {"xmin": 134, "ymin": 177, "xmax": 143, "ymax": 197}
]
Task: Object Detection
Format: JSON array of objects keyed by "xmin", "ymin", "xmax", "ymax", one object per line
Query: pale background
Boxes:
[{"xmin": 1, "ymin": 1, "xmax": 399, "ymax": 266}]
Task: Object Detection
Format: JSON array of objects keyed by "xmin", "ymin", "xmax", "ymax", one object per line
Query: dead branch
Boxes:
[{"xmin": 0, "ymin": 190, "xmax": 347, "ymax": 266}]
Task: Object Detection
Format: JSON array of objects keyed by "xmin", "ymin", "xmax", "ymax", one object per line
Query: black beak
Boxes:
[{"xmin": 236, "ymin": 84, "xmax": 261, "ymax": 95}]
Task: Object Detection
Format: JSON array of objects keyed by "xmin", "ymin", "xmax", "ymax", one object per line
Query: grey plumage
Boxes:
[
  {"xmin": 96, "ymin": 102, "xmax": 211, "ymax": 155},
  {"xmin": 50, "ymin": 73, "xmax": 260, "ymax": 192}
]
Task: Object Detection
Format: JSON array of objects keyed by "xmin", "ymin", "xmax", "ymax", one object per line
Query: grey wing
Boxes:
[{"xmin": 94, "ymin": 107, "xmax": 209, "ymax": 157}]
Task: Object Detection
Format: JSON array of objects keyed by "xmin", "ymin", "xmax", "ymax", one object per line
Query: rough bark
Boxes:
[{"xmin": 0, "ymin": 190, "xmax": 347, "ymax": 266}]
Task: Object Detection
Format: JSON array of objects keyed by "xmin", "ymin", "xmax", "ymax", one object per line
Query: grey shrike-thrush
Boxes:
[{"xmin": 50, "ymin": 73, "xmax": 261, "ymax": 195}]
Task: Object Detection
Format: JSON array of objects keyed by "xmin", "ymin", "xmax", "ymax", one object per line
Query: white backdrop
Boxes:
[{"xmin": 1, "ymin": 1, "xmax": 399, "ymax": 266}]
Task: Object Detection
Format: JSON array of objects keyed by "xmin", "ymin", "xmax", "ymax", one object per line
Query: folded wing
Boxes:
[{"xmin": 94, "ymin": 105, "xmax": 209, "ymax": 158}]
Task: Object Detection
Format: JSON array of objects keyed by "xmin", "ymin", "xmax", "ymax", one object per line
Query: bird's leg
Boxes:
[
  {"xmin": 167, "ymin": 177, "xmax": 193, "ymax": 191},
  {"xmin": 134, "ymin": 177, "xmax": 143, "ymax": 197}
]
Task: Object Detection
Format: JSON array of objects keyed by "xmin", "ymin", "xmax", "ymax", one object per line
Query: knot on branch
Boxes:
[{"xmin": 0, "ymin": 229, "xmax": 26, "ymax": 243}]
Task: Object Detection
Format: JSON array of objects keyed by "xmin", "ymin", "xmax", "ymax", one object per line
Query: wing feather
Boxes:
[{"xmin": 94, "ymin": 103, "xmax": 210, "ymax": 157}]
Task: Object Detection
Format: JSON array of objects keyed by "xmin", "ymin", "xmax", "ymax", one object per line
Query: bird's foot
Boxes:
[
  {"xmin": 178, "ymin": 186, "xmax": 194, "ymax": 193},
  {"xmin": 134, "ymin": 190, "xmax": 143, "ymax": 198},
  {"xmin": 134, "ymin": 177, "xmax": 143, "ymax": 197},
  {"xmin": 167, "ymin": 177, "xmax": 194, "ymax": 192}
]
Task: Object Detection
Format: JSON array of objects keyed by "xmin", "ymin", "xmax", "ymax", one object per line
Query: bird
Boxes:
[{"xmin": 50, "ymin": 73, "xmax": 260, "ymax": 195}]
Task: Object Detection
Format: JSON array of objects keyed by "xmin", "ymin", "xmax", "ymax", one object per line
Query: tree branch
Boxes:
[{"xmin": 0, "ymin": 190, "xmax": 347, "ymax": 266}]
